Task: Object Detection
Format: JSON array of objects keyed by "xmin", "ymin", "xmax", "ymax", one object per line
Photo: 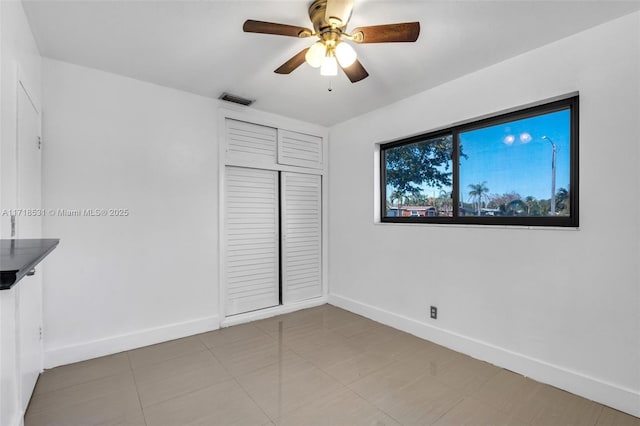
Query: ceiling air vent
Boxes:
[{"xmin": 219, "ymin": 92, "xmax": 254, "ymax": 106}]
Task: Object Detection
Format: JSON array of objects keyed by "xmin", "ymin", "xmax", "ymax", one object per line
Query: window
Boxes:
[{"xmin": 380, "ymin": 96, "xmax": 578, "ymax": 227}]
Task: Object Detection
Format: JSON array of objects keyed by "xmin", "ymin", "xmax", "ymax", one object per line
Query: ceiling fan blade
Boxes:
[
  {"xmin": 351, "ymin": 22, "xmax": 420, "ymax": 43},
  {"xmin": 325, "ymin": 0, "xmax": 354, "ymax": 27},
  {"xmin": 341, "ymin": 59, "xmax": 369, "ymax": 83},
  {"xmin": 274, "ymin": 48, "xmax": 310, "ymax": 74},
  {"xmin": 243, "ymin": 20, "xmax": 311, "ymax": 38}
]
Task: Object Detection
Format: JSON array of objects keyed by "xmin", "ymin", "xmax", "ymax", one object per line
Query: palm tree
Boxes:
[
  {"xmin": 439, "ymin": 190, "xmax": 452, "ymax": 215},
  {"xmin": 468, "ymin": 182, "xmax": 490, "ymax": 215},
  {"xmin": 525, "ymin": 196, "xmax": 536, "ymax": 215},
  {"xmin": 406, "ymin": 190, "xmax": 426, "ymax": 206},
  {"xmin": 555, "ymin": 188, "xmax": 569, "ymax": 213},
  {"xmin": 390, "ymin": 189, "xmax": 405, "ymax": 216}
]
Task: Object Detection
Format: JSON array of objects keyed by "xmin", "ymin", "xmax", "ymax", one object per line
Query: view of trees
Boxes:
[
  {"xmin": 460, "ymin": 182, "xmax": 571, "ymax": 216},
  {"xmin": 384, "ymin": 135, "xmax": 570, "ymax": 218},
  {"xmin": 386, "ymin": 165, "xmax": 570, "ymax": 218},
  {"xmin": 388, "ymin": 182, "xmax": 570, "ymax": 217},
  {"xmin": 467, "ymin": 181, "xmax": 490, "ymax": 215},
  {"xmin": 384, "ymin": 135, "xmax": 457, "ymax": 216},
  {"xmin": 384, "ymin": 136, "xmax": 454, "ymax": 194},
  {"xmin": 383, "ymin": 100, "xmax": 575, "ymax": 222}
]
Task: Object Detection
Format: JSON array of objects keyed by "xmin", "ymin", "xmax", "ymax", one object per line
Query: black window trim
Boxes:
[{"xmin": 380, "ymin": 96, "xmax": 579, "ymax": 227}]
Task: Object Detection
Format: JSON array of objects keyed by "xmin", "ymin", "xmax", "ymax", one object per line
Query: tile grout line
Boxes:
[
  {"xmin": 127, "ymin": 336, "xmax": 208, "ymax": 370},
  {"xmin": 137, "ymin": 377, "xmax": 240, "ymax": 413},
  {"xmin": 199, "ymin": 333, "xmax": 285, "ymax": 378},
  {"xmin": 279, "ymin": 317, "xmax": 409, "ymax": 424},
  {"xmin": 218, "ymin": 316, "xmax": 358, "ymax": 423},
  {"xmin": 345, "ymin": 384, "xmax": 407, "ymax": 426},
  {"xmin": 126, "ymin": 350, "xmax": 148, "ymax": 426},
  {"xmin": 459, "ymin": 368, "xmax": 540, "ymax": 426},
  {"xmin": 133, "ymin": 343, "xmax": 239, "ymax": 414},
  {"xmin": 317, "ymin": 327, "xmax": 470, "ymax": 425},
  {"xmin": 590, "ymin": 404, "xmax": 605, "ymax": 426},
  {"xmin": 203, "ymin": 326, "xmax": 287, "ymax": 425},
  {"xmin": 29, "ymin": 353, "xmax": 132, "ymax": 398},
  {"xmin": 129, "ymin": 346, "xmax": 212, "ymax": 373},
  {"xmin": 127, "ymin": 335, "xmax": 239, "ymax": 410},
  {"xmin": 428, "ymin": 396, "xmax": 469, "ymax": 426},
  {"xmin": 25, "ymin": 355, "xmax": 142, "ymax": 425},
  {"xmin": 30, "ymin": 306, "xmax": 627, "ymax": 425},
  {"xmin": 232, "ymin": 374, "xmax": 279, "ymax": 424},
  {"xmin": 197, "ymin": 332, "xmax": 236, "ymax": 378}
]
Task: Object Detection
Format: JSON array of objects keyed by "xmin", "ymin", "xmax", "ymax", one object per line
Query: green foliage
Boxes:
[
  {"xmin": 488, "ymin": 192, "xmax": 521, "ymax": 209},
  {"xmin": 484, "ymin": 187, "xmax": 570, "ymax": 216},
  {"xmin": 385, "ymin": 136, "xmax": 454, "ymax": 194},
  {"xmin": 385, "ymin": 134, "xmax": 570, "ymax": 218},
  {"xmin": 504, "ymin": 199, "xmax": 527, "ymax": 215},
  {"xmin": 555, "ymin": 187, "xmax": 570, "ymax": 215}
]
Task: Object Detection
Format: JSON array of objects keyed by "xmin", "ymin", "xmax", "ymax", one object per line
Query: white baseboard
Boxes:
[
  {"xmin": 329, "ymin": 294, "xmax": 640, "ymax": 418},
  {"xmin": 43, "ymin": 297, "xmax": 328, "ymax": 369},
  {"xmin": 44, "ymin": 315, "xmax": 219, "ymax": 369},
  {"xmin": 10, "ymin": 409, "xmax": 24, "ymax": 426},
  {"xmin": 221, "ymin": 296, "xmax": 328, "ymax": 327}
]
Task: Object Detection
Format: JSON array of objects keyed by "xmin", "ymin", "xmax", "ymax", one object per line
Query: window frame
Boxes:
[{"xmin": 380, "ymin": 96, "xmax": 579, "ymax": 227}]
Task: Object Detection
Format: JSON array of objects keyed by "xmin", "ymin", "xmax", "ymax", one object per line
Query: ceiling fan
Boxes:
[{"xmin": 243, "ymin": 0, "xmax": 420, "ymax": 83}]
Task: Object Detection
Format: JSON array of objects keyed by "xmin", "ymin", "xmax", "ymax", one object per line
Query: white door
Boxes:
[
  {"xmin": 16, "ymin": 81, "xmax": 43, "ymax": 410},
  {"xmin": 224, "ymin": 167, "xmax": 280, "ymax": 315},
  {"xmin": 281, "ymin": 173, "xmax": 322, "ymax": 303}
]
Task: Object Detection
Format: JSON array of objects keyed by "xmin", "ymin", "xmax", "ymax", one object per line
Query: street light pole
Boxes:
[{"xmin": 542, "ymin": 136, "xmax": 557, "ymax": 215}]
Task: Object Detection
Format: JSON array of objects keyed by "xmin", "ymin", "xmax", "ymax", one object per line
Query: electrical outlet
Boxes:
[{"xmin": 430, "ymin": 306, "xmax": 438, "ymax": 319}]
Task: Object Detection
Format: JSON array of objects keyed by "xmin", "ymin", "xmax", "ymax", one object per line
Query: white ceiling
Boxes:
[{"xmin": 22, "ymin": 0, "xmax": 640, "ymax": 127}]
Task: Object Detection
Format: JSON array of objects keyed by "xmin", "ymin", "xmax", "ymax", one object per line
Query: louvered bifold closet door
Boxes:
[
  {"xmin": 225, "ymin": 167, "xmax": 280, "ymax": 315},
  {"xmin": 281, "ymin": 172, "xmax": 322, "ymax": 303},
  {"xmin": 226, "ymin": 118, "xmax": 277, "ymax": 166},
  {"xmin": 278, "ymin": 129, "xmax": 323, "ymax": 169}
]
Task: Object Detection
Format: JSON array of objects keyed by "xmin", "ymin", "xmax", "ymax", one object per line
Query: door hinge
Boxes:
[
  {"xmin": 38, "ymin": 136, "xmax": 42, "ymax": 150},
  {"xmin": 39, "ymin": 327, "xmax": 43, "ymax": 341},
  {"xmin": 10, "ymin": 214, "xmax": 16, "ymax": 238}
]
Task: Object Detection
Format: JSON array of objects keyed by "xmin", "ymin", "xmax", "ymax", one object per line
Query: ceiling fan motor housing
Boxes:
[{"xmin": 309, "ymin": 0, "xmax": 347, "ymax": 34}]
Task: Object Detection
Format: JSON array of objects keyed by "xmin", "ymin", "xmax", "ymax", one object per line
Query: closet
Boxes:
[{"xmin": 222, "ymin": 118, "xmax": 324, "ymax": 316}]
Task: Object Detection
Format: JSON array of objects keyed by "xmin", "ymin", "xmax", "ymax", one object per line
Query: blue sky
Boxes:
[
  {"xmin": 385, "ymin": 108, "xmax": 571, "ymax": 203},
  {"xmin": 459, "ymin": 109, "xmax": 570, "ymax": 200}
]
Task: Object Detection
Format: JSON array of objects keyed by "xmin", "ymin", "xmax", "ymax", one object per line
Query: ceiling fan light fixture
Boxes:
[
  {"xmin": 243, "ymin": 0, "xmax": 421, "ymax": 83},
  {"xmin": 320, "ymin": 54, "xmax": 338, "ymax": 76},
  {"xmin": 305, "ymin": 41, "xmax": 326, "ymax": 68},
  {"xmin": 335, "ymin": 41, "xmax": 357, "ymax": 67}
]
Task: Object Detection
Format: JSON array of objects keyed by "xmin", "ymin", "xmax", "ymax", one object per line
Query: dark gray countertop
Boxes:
[{"xmin": 1, "ymin": 239, "xmax": 60, "ymax": 290}]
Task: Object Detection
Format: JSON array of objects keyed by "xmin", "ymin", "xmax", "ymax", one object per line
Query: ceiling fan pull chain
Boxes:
[{"xmin": 328, "ymin": 79, "xmax": 333, "ymax": 92}]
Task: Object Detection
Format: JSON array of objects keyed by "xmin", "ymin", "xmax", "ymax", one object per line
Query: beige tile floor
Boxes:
[{"xmin": 26, "ymin": 304, "xmax": 640, "ymax": 426}]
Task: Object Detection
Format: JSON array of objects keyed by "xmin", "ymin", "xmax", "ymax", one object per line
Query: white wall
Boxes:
[
  {"xmin": 41, "ymin": 59, "xmax": 221, "ymax": 366},
  {"xmin": 0, "ymin": 1, "xmax": 42, "ymax": 425},
  {"xmin": 40, "ymin": 59, "xmax": 328, "ymax": 368},
  {"xmin": 0, "ymin": 0, "xmax": 41, "ymax": 235},
  {"xmin": 328, "ymin": 12, "xmax": 640, "ymax": 417}
]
